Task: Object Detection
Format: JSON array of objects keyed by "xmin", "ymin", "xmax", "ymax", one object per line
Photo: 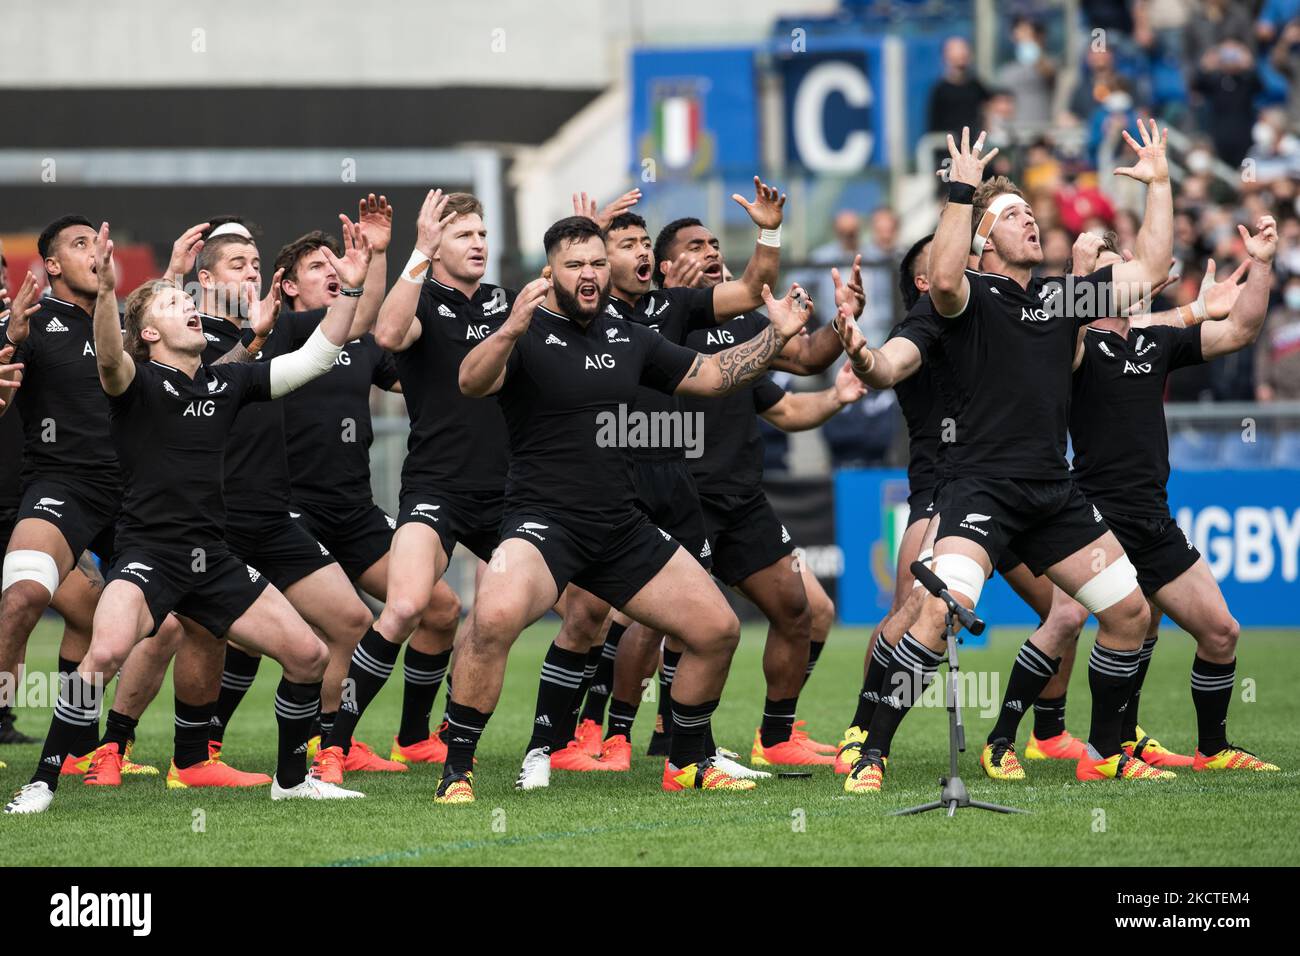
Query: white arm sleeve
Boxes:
[{"xmin": 268, "ymin": 325, "xmax": 343, "ymax": 399}]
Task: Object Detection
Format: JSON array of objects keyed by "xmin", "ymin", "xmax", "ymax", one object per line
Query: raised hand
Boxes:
[
  {"xmin": 833, "ymin": 357, "xmax": 867, "ymax": 404},
  {"xmin": 832, "ymin": 255, "xmax": 866, "ymax": 318},
  {"xmin": 1113, "ymin": 119, "xmax": 1169, "ymax": 185},
  {"xmin": 572, "ymin": 188, "xmax": 642, "ymax": 231},
  {"xmin": 941, "ymin": 127, "xmax": 999, "ymax": 187},
  {"xmin": 1, "ymin": 272, "xmax": 43, "ymax": 345},
  {"xmin": 358, "ymin": 194, "xmax": 393, "ymax": 254},
  {"xmin": 416, "ymin": 188, "xmax": 454, "ymax": 258},
  {"xmin": 502, "ymin": 275, "xmax": 551, "ymax": 338},
  {"xmin": 1196, "ymin": 258, "xmax": 1249, "ymax": 320},
  {"xmin": 761, "ymin": 282, "xmax": 812, "ymax": 340},
  {"xmin": 165, "ymin": 221, "xmax": 210, "ymax": 282},
  {"xmin": 733, "ymin": 175, "xmax": 786, "ymax": 229},
  {"xmin": 247, "ymin": 268, "xmax": 284, "ymax": 337},
  {"xmin": 1240, "ymin": 215, "xmax": 1279, "ymax": 264},
  {"xmin": 324, "ymin": 215, "xmax": 373, "ymax": 288},
  {"xmin": 94, "ymin": 222, "xmax": 116, "ymax": 293},
  {"xmin": 1070, "ymin": 232, "xmax": 1106, "ymax": 276},
  {"xmin": 662, "ymin": 252, "xmax": 705, "ymax": 289},
  {"xmin": 833, "ymin": 303, "xmax": 872, "ymax": 373}
]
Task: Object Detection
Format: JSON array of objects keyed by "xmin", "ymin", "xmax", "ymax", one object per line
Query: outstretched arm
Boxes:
[
  {"xmin": 760, "ymin": 362, "xmax": 866, "ymax": 432},
  {"xmin": 91, "ymin": 223, "xmax": 134, "ymax": 396},
  {"xmin": 1201, "ymin": 218, "xmax": 1276, "ymax": 359},
  {"xmin": 675, "ymin": 284, "xmax": 810, "ymax": 397},
  {"xmin": 350, "ymin": 193, "xmax": 392, "ymax": 339},
  {"xmin": 459, "ymin": 276, "xmax": 550, "ymax": 396},
  {"xmin": 833, "ymin": 304, "xmax": 923, "ymax": 387},
  {"xmin": 930, "ymin": 128, "xmax": 999, "ymax": 317},
  {"xmin": 0, "ymin": 272, "xmax": 41, "ymax": 417},
  {"xmin": 1110, "ymin": 120, "xmax": 1174, "ymax": 312}
]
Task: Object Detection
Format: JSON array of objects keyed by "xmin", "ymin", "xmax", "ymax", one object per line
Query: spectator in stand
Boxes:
[
  {"xmin": 927, "ymin": 36, "xmax": 989, "ymax": 136},
  {"xmin": 821, "ymin": 389, "xmax": 896, "ymax": 470},
  {"xmin": 1193, "ymin": 39, "xmax": 1264, "ymax": 167},
  {"xmin": 810, "ymin": 208, "xmax": 861, "ymax": 332},
  {"xmin": 1269, "ymin": 17, "xmax": 1300, "ymax": 132},
  {"xmin": 857, "ymin": 207, "xmax": 902, "ymax": 342},
  {"xmin": 996, "ymin": 16, "xmax": 1057, "ymax": 128},
  {"xmin": 1066, "ymin": 47, "xmax": 1124, "ymax": 126},
  {"xmin": 1256, "ymin": 273, "xmax": 1300, "ymax": 400},
  {"xmin": 1136, "ymin": 0, "xmax": 1195, "ymax": 61},
  {"xmin": 1242, "ymin": 107, "xmax": 1300, "ymax": 188},
  {"xmin": 1039, "ymin": 226, "xmax": 1072, "ymax": 276},
  {"xmin": 1276, "ymin": 216, "xmax": 1300, "ymax": 278},
  {"xmin": 1186, "ymin": 0, "xmax": 1257, "ymax": 70}
]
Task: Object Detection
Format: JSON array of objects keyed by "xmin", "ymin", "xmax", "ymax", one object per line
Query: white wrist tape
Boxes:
[
  {"xmin": 400, "ymin": 248, "xmax": 431, "ymax": 284},
  {"xmin": 3, "ymin": 549, "xmax": 61, "ymax": 598},
  {"xmin": 1073, "ymin": 554, "xmax": 1139, "ymax": 614},
  {"xmin": 971, "ymin": 193, "xmax": 1029, "ymax": 256},
  {"xmin": 931, "ymin": 553, "xmax": 986, "ymax": 605},
  {"xmin": 758, "ymin": 226, "xmax": 782, "ymax": 248},
  {"xmin": 1191, "ymin": 298, "xmax": 1208, "ymax": 322},
  {"xmin": 269, "ymin": 325, "xmax": 343, "ymax": 399}
]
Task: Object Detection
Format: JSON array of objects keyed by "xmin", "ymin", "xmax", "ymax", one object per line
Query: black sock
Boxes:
[
  {"xmin": 444, "ymin": 699, "xmax": 491, "ymax": 776},
  {"xmin": 1033, "ymin": 694, "xmax": 1068, "ymax": 739},
  {"xmin": 581, "ymin": 623, "xmax": 626, "ymax": 724},
  {"xmin": 1121, "ymin": 635, "xmax": 1158, "ymax": 741},
  {"xmin": 174, "ymin": 697, "xmax": 214, "ymax": 769},
  {"xmin": 1190, "ymin": 655, "xmax": 1235, "ymax": 755},
  {"xmin": 760, "ymin": 696, "xmax": 799, "ymax": 747},
  {"xmin": 0, "ymin": 704, "xmax": 10, "ymax": 722},
  {"xmin": 210, "ymin": 646, "xmax": 261, "ymax": 744},
  {"xmin": 318, "ymin": 711, "xmax": 336, "ymax": 742},
  {"xmin": 988, "ymin": 640, "xmax": 1060, "ymax": 744},
  {"xmin": 58, "ymin": 655, "xmax": 99, "ymax": 756},
  {"xmin": 32, "ymin": 672, "xmax": 103, "ymax": 790},
  {"xmin": 802, "ymin": 640, "xmax": 825, "ymax": 688},
  {"xmin": 326, "ymin": 628, "xmax": 400, "ymax": 753},
  {"xmin": 554, "ymin": 647, "xmax": 602, "ymax": 744},
  {"xmin": 852, "ymin": 634, "xmax": 893, "ymax": 729},
  {"xmin": 526, "ymin": 643, "xmax": 586, "ymax": 753},
  {"xmin": 668, "ymin": 697, "xmax": 719, "ymax": 769},
  {"xmin": 101, "ymin": 709, "xmax": 138, "ymax": 751},
  {"xmin": 657, "ymin": 647, "xmax": 680, "ymax": 736},
  {"xmin": 864, "ymin": 632, "xmax": 943, "ymax": 758},
  {"xmin": 273, "ymin": 678, "xmax": 321, "ymax": 788},
  {"xmin": 607, "ymin": 698, "xmax": 637, "ymax": 741},
  {"xmin": 397, "ymin": 646, "xmax": 449, "ymax": 746},
  {"xmin": 1087, "ymin": 643, "xmax": 1142, "ymax": 758}
]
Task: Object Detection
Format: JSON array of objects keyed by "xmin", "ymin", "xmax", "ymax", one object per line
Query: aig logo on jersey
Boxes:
[
  {"xmin": 1123, "ymin": 361, "xmax": 1153, "ymax": 375},
  {"xmin": 465, "ymin": 324, "xmax": 492, "ymax": 341},
  {"xmin": 706, "ymin": 329, "xmax": 735, "ymax": 346},
  {"xmin": 585, "ymin": 353, "xmax": 616, "ymax": 370},
  {"xmin": 183, "ymin": 400, "xmax": 216, "ymax": 417},
  {"xmin": 1019, "ymin": 306, "xmax": 1050, "ymax": 323}
]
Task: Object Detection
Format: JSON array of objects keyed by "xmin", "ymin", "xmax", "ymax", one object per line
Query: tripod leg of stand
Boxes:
[
  {"xmin": 967, "ymin": 800, "xmax": 1031, "ymax": 814},
  {"xmin": 890, "ymin": 801, "xmax": 945, "ymax": 816}
]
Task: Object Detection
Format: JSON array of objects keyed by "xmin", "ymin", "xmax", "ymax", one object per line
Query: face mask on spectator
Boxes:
[
  {"xmin": 1188, "ymin": 150, "xmax": 1213, "ymax": 175},
  {"xmin": 1283, "ymin": 245, "xmax": 1300, "ymax": 275},
  {"xmin": 1103, "ymin": 91, "xmax": 1132, "ymax": 112},
  {"xmin": 1253, "ymin": 122, "xmax": 1277, "ymax": 149},
  {"xmin": 1285, "ymin": 286, "xmax": 1300, "ymax": 311},
  {"xmin": 1016, "ymin": 41, "xmax": 1041, "ymax": 65}
]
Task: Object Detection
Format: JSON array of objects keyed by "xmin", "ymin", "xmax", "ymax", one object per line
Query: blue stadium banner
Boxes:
[
  {"xmin": 778, "ymin": 43, "xmax": 885, "ymax": 172},
  {"xmin": 836, "ymin": 468, "xmax": 1300, "ymax": 638},
  {"xmin": 630, "ymin": 47, "xmax": 760, "ymax": 178}
]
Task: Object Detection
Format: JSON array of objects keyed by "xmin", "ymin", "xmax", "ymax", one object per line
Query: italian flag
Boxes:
[{"xmin": 656, "ymin": 94, "xmax": 699, "ymax": 169}]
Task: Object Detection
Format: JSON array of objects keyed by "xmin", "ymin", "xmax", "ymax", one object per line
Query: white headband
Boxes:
[
  {"xmin": 971, "ymin": 193, "xmax": 1029, "ymax": 256},
  {"xmin": 208, "ymin": 222, "xmax": 253, "ymax": 240}
]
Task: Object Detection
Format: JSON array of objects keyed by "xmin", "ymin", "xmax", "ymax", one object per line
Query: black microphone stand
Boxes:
[{"xmin": 892, "ymin": 561, "xmax": 1029, "ymax": 818}]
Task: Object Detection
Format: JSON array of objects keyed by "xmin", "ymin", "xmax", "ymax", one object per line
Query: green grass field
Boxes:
[{"xmin": 2, "ymin": 618, "xmax": 1297, "ymax": 866}]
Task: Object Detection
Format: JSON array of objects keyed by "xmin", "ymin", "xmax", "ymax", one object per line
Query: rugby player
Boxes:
[
  {"xmin": 1058, "ymin": 218, "xmax": 1280, "ymax": 773},
  {"xmin": 267, "ymin": 203, "xmax": 464, "ymax": 778},
  {"xmin": 5, "ymin": 221, "xmax": 371, "ymax": 813},
  {"xmin": 440, "ymin": 215, "xmax": 815, "ymax": 803},
  {"xmin": 833, "ymin": 122, "xmax": 1176, "ymax": 791},
  {"xmin": 188, "ymin": 220, "xmax": 403, "ymax": 776}
]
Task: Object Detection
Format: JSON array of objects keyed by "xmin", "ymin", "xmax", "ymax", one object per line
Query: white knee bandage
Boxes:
[
  {"xmin": 911, "ymin": 548, "xmax": 935, "ymax": 589},
  {"xmin": 1073, "ymin": 555, "xmax": 1139, "ymax": 614},
  {"xmin": 3, "ymin": 549, "xmax": 61, "ymax": 598},
  {"xmin": 931, "ymin": 553, "xmax": 986, "ymax": 605}
]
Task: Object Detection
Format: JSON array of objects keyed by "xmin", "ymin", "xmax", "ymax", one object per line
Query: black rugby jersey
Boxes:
[
  {"xmin": 496, "ymin": 305, "xmax": 696, "ymax": 524},
  {"xmin": 1, "ymin": 309, "xmax": 25, "ymax": 512},
  {"xmin": 108, "ymin": 359, "xmax": 272, "ymax": 551},
  {"xmin": 397, "ymin": 277, "xmax": 515, "ymax": 493},
  {"xmin": 886, "ymin": 296, "xmax": 948, "ymax": 492},
  {"xmin": 280, "ymin": 308, "xmax": 398, "ymax": 507},
  {"xmin": 9, "ymin": 297, "xmax": 120, "ymax": 484},
  {"xmin": 681, "ymin": 311, "xmax": 784, "ymax": 494},
  {"xmin": 607, "ymin": 286, "xmax": 716, "ymax": 462},
  {"xmin": 200, "ymin": 314, "xmax": 295, "ymax": 520},
  {"xmin": 931, "ymin": 267, "xmax": 1113, "ymax": 480},
  {"xmin": 1070, "ymin": 323, "xmax": 1204, "ymax": 517}
]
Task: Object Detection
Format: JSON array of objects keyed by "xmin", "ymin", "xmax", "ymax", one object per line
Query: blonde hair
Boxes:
[{"xmin": 122, "ymin": 280, "xmax": 178, "ymax": 363}]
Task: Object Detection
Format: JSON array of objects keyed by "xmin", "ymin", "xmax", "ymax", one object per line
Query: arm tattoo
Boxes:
[
  {"xmin": 212, "ymin": 342, "xmax": 252, "ymax": 366},
  {"xmin": 710, "ymin": 325, "xmax": 782, "ymax": 393},
  {"xmin": 685, "ymin": 355, "xmax": 706, "ymax": 379}
]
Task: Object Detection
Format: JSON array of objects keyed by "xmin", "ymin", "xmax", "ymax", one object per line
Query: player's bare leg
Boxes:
[{"xmin": 0, "ymin": 519, "xmax": 75, "ymax": 711}]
